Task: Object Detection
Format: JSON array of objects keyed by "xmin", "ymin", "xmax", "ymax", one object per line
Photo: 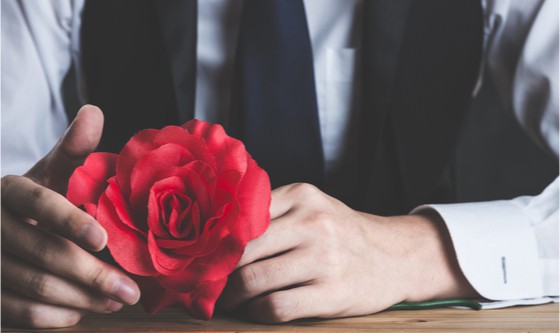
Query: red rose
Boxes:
[{"xmin": 67, "ymin": 120, "xmax": 271, "ymax": 319}]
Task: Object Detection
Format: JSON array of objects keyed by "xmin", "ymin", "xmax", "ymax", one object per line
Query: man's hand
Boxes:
[
  {"xmin": 1, "ymin": 105, "xmax": 140, "ymax": 329},
  {"xmin": 220, "ymin": 183, "xmax": 478, "ymax": 323}
]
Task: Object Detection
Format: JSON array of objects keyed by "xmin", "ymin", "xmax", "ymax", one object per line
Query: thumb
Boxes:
[{"xmin": 26, "ymin": 105, "xmax": 104, "ymax": 193}]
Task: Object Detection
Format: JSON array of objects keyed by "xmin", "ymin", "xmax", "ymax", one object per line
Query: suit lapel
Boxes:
[{"xmin": 154, "ymin": 0, "xmax": 197, "ymax": 122}]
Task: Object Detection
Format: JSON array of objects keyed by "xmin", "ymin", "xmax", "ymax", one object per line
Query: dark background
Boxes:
[{"xmin": 456, "ymin": 74, "xmax": 558, "ymax": 202}]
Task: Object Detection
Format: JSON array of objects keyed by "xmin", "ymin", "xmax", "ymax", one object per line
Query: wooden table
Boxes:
[{"xmin": 3, "ymin": 303, "xmax": 558, "ymax": 333}]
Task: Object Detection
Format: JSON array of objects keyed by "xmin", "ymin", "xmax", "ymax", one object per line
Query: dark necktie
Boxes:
[{"xmin": 234, "ymin": 0, "xmax": 324, "ymax": 189}]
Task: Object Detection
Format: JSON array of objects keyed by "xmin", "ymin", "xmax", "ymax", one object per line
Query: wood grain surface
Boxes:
[{"xmin": 3, "ymin": 302, "xmax": 558, "ymax": 333}]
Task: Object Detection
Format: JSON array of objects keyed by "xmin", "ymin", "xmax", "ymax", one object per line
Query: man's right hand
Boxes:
[{"xmin": 1, "ymin": 105, "xmax": 141, "ymax": 329}]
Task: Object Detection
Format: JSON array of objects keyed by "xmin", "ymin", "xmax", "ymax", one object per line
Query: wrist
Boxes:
[{"xmin": 379, "ymin": 212, "xmax": 479, "ymax": 302}]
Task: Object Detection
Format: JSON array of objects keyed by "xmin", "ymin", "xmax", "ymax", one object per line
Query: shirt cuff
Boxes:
[{"xmin": 412, "ymin": 200, "xmax": 543, "ymax": 300}]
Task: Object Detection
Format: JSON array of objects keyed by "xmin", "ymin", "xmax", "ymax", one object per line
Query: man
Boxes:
[{"xmin": 2, "ymin": 0, "xmax": 558, "ymax": 328}]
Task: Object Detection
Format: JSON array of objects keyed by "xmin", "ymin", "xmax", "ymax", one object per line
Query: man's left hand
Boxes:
[{"xmin": 219, "ymin": 183, "xmax": 478, "ymax": 323}]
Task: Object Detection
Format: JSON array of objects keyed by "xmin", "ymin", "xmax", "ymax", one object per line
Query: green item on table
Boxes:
[{"xmin": 388, "ymin": 299, "xmax": 482, "ymax": 311}]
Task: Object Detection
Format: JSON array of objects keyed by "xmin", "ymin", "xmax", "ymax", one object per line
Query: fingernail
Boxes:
[
  {"xmin": 81, "ymin": 223, "xmax": 106, "ymax": 250},
  {"xmin": 105, "ymin": 299, "xmax": 124, "ymax": 313},
  {"xmin": 114, "ymin": 278, "xmax": 140, "ymax": 305}
]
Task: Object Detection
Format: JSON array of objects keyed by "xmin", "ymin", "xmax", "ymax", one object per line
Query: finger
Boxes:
[
  {"xmin": 1, "ymin": 175, "xmax": 107, "ymax": 251},
  {"xmin": 1, "ymin": 289, "xmax": 84, "ymax": 329},
  {"xmin": 2, "ymin": 253, "xmax": 123, "ymax": 314},
  {"xmin": 26, "ymin": 104, "xmax": 104, "ymax": 192},
  {"xmin": 236, "ymin": 211, "xmax": 304, "ymax": 268},
  {"xmin": 270, "ymin": 183, "xmax": 323, "ymax": 219},
  {"xmin": 269, "ymin": 184, "xmax": 296, "ymax": 219},
  {"xmin": 221, "ymin": 250, "xmax": 315, "ymax": 310},
  {"xmin": 1, "ymin": 216, "xmax": 140, "ymax": 305},
  {"xmin": 245, "ymin": 285, "xmax": 332, "ymax": 323}
]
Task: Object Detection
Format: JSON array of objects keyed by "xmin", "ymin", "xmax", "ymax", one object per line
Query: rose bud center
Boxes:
[{"xmin": 158, "ymin": 190, "xmax": 200, "ymax": 240}]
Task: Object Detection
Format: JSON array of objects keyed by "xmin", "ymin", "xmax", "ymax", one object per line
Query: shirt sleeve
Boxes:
[
  {"xmin": 414, "ymin": 0, "xmax": 558, "ymax": 305},
  {"xmin": 1, "ymin": 0, "xmax": 83, "ymax": 176},
  {"xmin": 414, "ymin": 179, "xmax": 558, "ymax": 302}
]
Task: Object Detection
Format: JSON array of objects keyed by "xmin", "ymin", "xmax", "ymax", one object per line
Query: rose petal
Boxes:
[
  {"xmin": 184, "ymin": 276, "xmax": 228, "ymax": 320},
  {"xmin": 97, "ymin": 192, "xmax": 158, "ymax": 276},
  {"xmin": 182, "ymin": 120, "xmax": 247, "ymax": 174},
  {"xmin": 134, "ymin": 275, "xmax": 227, "ymax": 319},
  {"xmin": 216, "ymin": 169, "xmax": 242, "ymax": 198},
  {"xmin": 82, "ymin": 203, "xmax": 99, "ymax": 217},
  {"xmin": 154, "ymin": 235, "xmax": 196, "ymax": 250},
  {"xmin": 155, "ymin": 237, "xmax": 198, "ymax": 249},
  {"xmin": 198, "ymin": 201, "xmax": 240, "ymax": 256},
  {"xmin": 129, "ymin": 143, "xmax": 201, "ymax": 212},
  {"xmin": 168, "ymin": 197, "xmax": 196, "ymax": 239},
  {"xmin": 153, "ymin": 126, "xmax": 216, "ymax": 170},
  {"xmin": 161, "ymin": 162, "xmax": 216, "ymax": 222},
  {"xmin": 183, "ymin": 163, "xmax": 216, "ymax": 221},
  {"xmin": 147, "ymin": 179, "xmax": 182, "ymax": 239},
  {"xmin": 152, "ymin": 201, "xmax": 200, "ymax": 249},
  {"xmin": 157, "ymin": 233, "xmax": 244, "ymax": 292},
  {"xmin": 236, "ymin": 157, "xmax": 271, "ymax": 242},
  {"xmin": 119, "ymin": 127, "xmax": 214, "ymax": 185},
  {"xmin": 172, "ymin": 201, "xmax": 238, "ymax": 257},
  {"xmin": 160, "ymin": 229, "xmax": 208, "ymax": 256},
  {"xmin": 156, "ymin": 204, "xmax": 242, "ymax": 294},
  {"xmin": 214, "ymin": 187, "xmax": 233, "ymax": 214},
  {"xmin": 67, "ymin": 152, "xmax": 118, "ymax": 217},
  {"xmin": 147, "ymin": 231, "xmax": 194, "ymax": 275},
  {"xmin": 190, "ymin": 234, "xmax": 245, "ymax": 282},
  {"xmin": 210, "ymin": 189, "xmax": 237, "ymax": 237},
  {"xmin": 133, "ymin": 275, "xmax": 179, "ymax": 314},
  {"xmin": 105, "ymin": 177, "xmax": 146, "ymax": 234},
  {"xmin": 145, "ymin": 164, "xmax": 215, "ymax": 240},
  {"xmin": 117, "ymin": 129, "xmax": 159, "ymax": 197},
  {"xmin": 209, "ymin": 189, "xmax": 239, "ymax": 237}
]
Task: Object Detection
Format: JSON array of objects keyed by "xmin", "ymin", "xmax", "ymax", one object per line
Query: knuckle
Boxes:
[
  {"xmin": 0, "ymin": 175, "xmax": 9, "ymax": 190},
  {"xmin": 290, "ymin": 183, "xmax": 320, "ymax": 199},
  {"xmin": 0, "ymin": 175, "xmax": 17, "ymax": 198},
  {"xmin": 31, "ymin": 236, "xmax": 62, "ymax": 266},
  {"xmin": 88, "ymin": 265, "xmax": 112, "ymax": 292},
  {"xmin": 60, "ymin": 209, "xmax": 82, "ymax": 235},
  {"xmin": 28, "ymin": 273, "xmax": 52, "ymax": 300},
  {"xmin": 26, "ymin": 186, "xmax": 48, "ymax": 212},
  {"xmin": 306, "ymin": 211, "xmax": 337, "ymax": 233},
  {"xmin": 1, "ymin": 174, "xmax": 16, "ymax": 185},
  {"xmin": 237, "ymin": 266, "xmax": 261, "ymax": 295},
  {"xmin": 264, "ymin": 293, "xmax": 293, "ymax": 323}
]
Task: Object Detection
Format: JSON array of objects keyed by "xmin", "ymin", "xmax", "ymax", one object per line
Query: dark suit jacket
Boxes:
[{"xmin": 79, "ymin": 0, "xmax": 482, "ymax": 216}]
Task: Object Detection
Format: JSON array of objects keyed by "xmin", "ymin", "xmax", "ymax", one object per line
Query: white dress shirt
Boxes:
[{"xmin": 1, "ymin": 0, "xmax": 558, "ymax": 307}]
